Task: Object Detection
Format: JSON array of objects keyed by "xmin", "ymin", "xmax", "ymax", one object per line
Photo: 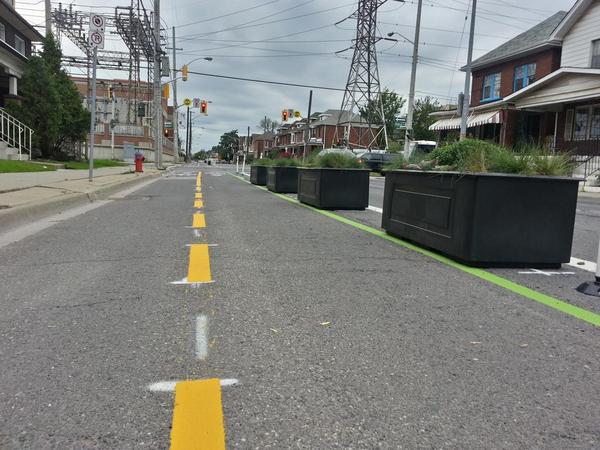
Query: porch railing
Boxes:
[{"xmin": 0, "ymin": 107, "xmax": 34, "ymax": 160}]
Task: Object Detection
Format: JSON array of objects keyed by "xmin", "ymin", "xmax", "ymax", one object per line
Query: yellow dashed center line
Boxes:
[
  {"xmin": 194, "ymin": 200, "xmax": 204, "ymax": 209},
  {"xmin": 192, "ymin": 213, "xmax": 206, "ymax": 229},
  {"xmin": 195, "ymin": 193, "xmax": 203, "ymax": 199},
  {"xmin": 187, "ymin": 243, "xmax": 213, "ymax": 283},
  {"xmin": 169, "ymin": 379, "xmax": 226, "ymax": 450}
]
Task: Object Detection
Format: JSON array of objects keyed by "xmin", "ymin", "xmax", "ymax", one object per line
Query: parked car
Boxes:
[{"xmin": 356, "ymin": 152, "xmax": 399, "ymax": 173}]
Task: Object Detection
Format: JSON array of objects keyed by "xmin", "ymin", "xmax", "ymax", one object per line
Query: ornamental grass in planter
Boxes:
[
  {"xmin": 382, "ymin": 140, "xmax": 579, "ymax": 268},
  {"xmin": 297, "ymin": 153, "xmax": 370, "ymax": 210},
  {"xmin": 267, "ymin": 158, "xmax": 301, "ymax": 193},
  {"xmin": 250, "ymin": 158, "xmax": 272, "ymax": 185}
]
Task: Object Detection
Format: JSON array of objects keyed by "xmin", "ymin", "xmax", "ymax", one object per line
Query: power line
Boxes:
[
  {"xmin": 175, "ymin": 0, "xmax": 280, "ymax": 29},
  {"xmin": 187, "ymin": 70, "xmax": 345, "ymax": 91}
]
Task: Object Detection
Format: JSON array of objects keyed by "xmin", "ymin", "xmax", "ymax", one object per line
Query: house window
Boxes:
[
  {"xmin": 574, "ymin": 107, "xmax": 590, "ymax": 140},
  {"xmin": 590, "ymin": 106, "xmax": 600, "ymax": 138},
  {"xmin": 482, "ymin": 73, "xmax": 501, "ymax": 101},
  {"xmin": 14, "ymin": 35, "xmax": 25, "ymax": 55},
  {"xmin": 592, "ymin": 40, "xmax": 600, "ymax": 69},
  {"xmin": 0, "ymin": 23, "xmax": 5, "ymax": 42},
  {"xmin": 514, "ymin": 63, "xmax": 536, "ymax": 91}
]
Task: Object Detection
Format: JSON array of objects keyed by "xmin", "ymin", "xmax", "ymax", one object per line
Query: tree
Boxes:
[
  {"xmin": 212, "ymin": 130, "xmax": 239, "ymax": 161},
  {"xmin": 193, "ymin": 150, "xmax": 208, "ymax": 160},
  {"xmin": 359, "ymin": 88, "xmax": 405, "ymax": 148},
  {"xmin": 412, "ymin": 96, "xmax": 441, "ymax": 141},
  {"xmin": 258, "ymin": 117, "xmax": 279, "ymax": 133},
  {"xmin": 6, "ymin": 57, "xmax": 60, "ymax": 157},
  {"xmin": 6, "ymin": 33, "xmax": 89, "ymax": 159}
]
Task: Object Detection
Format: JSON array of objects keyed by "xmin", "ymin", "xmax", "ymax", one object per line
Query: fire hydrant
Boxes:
[{"xmin": 134, "ymin": 152, "xmax": 145, "ymax": 173}]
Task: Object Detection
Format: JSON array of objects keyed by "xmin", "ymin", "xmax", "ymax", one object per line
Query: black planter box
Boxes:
[
  {"xmin": 297, "ymin": 167, "xmax": 370, "ymax": 210},
  {"xmin": 250, "ymin": 165, "xmax": 268, "ymax": 185},
  {"xmin": 267, "ymin": 166, "xmax": 299, "ymax": 193},
  {"xmin": 382, "ymin": 170, "xmax": 580, "ymax": 268}
]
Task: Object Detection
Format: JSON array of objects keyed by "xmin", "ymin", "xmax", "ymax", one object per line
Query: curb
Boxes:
[{"xmin": 0, "ymin": 170, "xmax": 165, "ymax": 233}]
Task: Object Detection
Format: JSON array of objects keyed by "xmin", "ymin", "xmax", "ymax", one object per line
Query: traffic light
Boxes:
[
  {"xmin": 107, "ymin": 85, "xmax": 113, "ymax": 100},
  {"xmin": 137, "ymin": 102, "xmax": 146, "ymax": 117},
  {"xmin": 181, "ymin": 65, "xmax": 189, "ymax": 81},
  {"xmin": 282, "ymin": 109, "xmax": 288, "ymax": 122},
  {"xmin": 162, "ymin": 83, "xmax": 170, "ymax": 99},
  {"xmin": 200, "ymin": 100, "xmax": 208, "ymax": 115}
]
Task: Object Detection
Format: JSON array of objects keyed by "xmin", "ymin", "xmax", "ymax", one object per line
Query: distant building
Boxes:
[{"xmin": 71, "ymin": 77, "xmax": 175, "ymax": 161}]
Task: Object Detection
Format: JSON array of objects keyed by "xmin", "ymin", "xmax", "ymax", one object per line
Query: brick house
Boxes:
[
  {"xmin": 429, "ymin": 11, "xmax": 566, "ymax": 146},
  {"xmin": 430, "ymin": 0, "xmax": 600, "ymax": 159},
  {"xmin": 71, "ymin": 76, "xmax": 175, "ymax": 161},
  {"xmin": 272, "ymin": 110, "xmax": 380, "ymax": 156}
]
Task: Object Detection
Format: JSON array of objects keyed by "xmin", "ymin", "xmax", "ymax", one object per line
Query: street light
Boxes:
[{"xmin": 387, "ymin": 0, "xmax": 423, "ymax": 157}]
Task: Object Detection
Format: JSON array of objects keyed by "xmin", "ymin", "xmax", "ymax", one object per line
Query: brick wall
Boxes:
[{"xmin": 471, "ymin": 47, "xmax": 561, "ymax": 107}]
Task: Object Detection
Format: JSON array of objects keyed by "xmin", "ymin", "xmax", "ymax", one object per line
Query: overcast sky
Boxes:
[{"xmin": 20, "ymin": 0, "xmax": 576, "ymax": 149}]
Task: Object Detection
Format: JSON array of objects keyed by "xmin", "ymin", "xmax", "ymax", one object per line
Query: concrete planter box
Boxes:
[
  {"xmin": 267, "ymin": 166, "xmax": 299, "ymax": 193},
  {"xmin": 382, "ymin": 170, "xmax": 580, "ymax": 268},
  {"xmin": 297, "ymin": 167, "xmax": 370, "ymax": 210},
  {"xmin": 250, "ymin": 165, "xmax": 268, "ymax": 185}
]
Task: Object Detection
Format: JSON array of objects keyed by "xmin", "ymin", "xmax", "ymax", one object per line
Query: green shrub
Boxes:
[
  {"xmin": 383, "ymin": 154, "xmax": 406, "ymax": 170},
  {"xmin": 312, "ymin": 153, "xmax": 363, "ymax": 169}
]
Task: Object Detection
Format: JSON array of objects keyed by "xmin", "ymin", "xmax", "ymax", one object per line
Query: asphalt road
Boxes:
[{"xmin": 1, "ymin": 163, "xmax": 599, "ymax": 449}]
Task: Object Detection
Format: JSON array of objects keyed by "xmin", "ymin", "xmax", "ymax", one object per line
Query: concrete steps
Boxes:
[{"xmin": 0, "ymin": 141, "xmax": 27, "ymax": 160}]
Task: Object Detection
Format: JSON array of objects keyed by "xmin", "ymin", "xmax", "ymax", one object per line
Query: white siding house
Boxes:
[{"xmin": 552, "ymin": 0, "xmax": 600, "ymax": 69}]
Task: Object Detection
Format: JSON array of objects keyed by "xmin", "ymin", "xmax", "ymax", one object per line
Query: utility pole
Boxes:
[
  {"xmin": 171, "ymin": 26, "xmax": 179, "ymax": 163},
  {"xmin": 153, "ymin": 0, "xmax": 162, "ymax": 168},
  {"xmin": 45, "ymin": 0, "xmax": 52, "ymax": 36},
  {"xmin": 88, "ymin": 47, "xmax": 98, "ymax": 181},
  {"xmin": 403, "ymin": 0, "xmax": 423, "ymax": 156},
  {"xmin": 303, "ymin": 90, "xmax": 313, "ymax": 161},
  {"xmin": 460, "ymin": 0, "xmax": 477, "ymax": 140}
]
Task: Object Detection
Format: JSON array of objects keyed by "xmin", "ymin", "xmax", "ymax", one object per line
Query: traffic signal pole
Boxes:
[
  {"xmin": 172, "ymin": 27, "xmax": 179, "ymax": 163},
  {"xmin": 153, "ymin": 0, "xmax": 162, "ymax": 169}
]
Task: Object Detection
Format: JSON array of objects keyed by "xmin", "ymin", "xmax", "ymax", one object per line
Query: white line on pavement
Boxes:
[
  {"xmin": 196, "ymin": 315, "xmax": 208, "ymax": 360},
  {"xmin": 518, "ymin": 269, "xmax": 576, "ymax": 276},
  {"xmin": 568, "ymin": 257, "xmax": 597, "ymax": 273},
  {"xmin": 170, "ymin": 278, "xmax": 215, "ymax": 286},
  {"xmin": 367, "ymin": 205, "xmax": 383, "ymax": 214},
  {"xmin": 147, "ymin": 379, "xmax": 239, "ymax": 392}
]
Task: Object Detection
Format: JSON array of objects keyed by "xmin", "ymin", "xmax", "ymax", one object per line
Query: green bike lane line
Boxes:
[{"xmin": 227, "ymin": 172, "xmax": 600, "ymax": 329}]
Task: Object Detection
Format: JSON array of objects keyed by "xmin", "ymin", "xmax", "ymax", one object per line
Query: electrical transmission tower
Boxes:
[{"xmin": 335, "ymin": 0, "xmax": 388, "ymax": 151}]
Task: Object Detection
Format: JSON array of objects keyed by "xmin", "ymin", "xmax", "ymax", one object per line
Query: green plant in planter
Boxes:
[
  {"xmin": 310, "ymin": 153, "xmax": 363, "ymax": 169},
  {"xmin": 272, "ymin": 158, "xmax": 300, "ymax": 167},
  {"xmin": 252, "ymin": 158, "xmax": 273, "ymax": 166},
  {"xmin": 409, "ymin": 139, "xmax": 574, "ymax": 176}
]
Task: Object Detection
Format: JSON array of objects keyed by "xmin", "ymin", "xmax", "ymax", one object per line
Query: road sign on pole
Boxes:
[{"xmin": 88, "ymin": 14, "xmax": 105, "ymax": 49}]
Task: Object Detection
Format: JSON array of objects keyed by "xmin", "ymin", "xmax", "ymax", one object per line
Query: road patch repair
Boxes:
[{"xmin": 228, "ymin": 172, "xmax": 600, "ymax": 329}]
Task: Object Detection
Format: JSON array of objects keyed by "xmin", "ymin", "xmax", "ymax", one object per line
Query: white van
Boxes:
[{"xmin": 403, "ymin": 140, "xmax": 437, "ymax": 159}]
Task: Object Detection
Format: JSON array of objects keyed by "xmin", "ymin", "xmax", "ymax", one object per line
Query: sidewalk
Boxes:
[{"xmin": 0, "ymin": 164, "xmax": 170, "ymax": 231}]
